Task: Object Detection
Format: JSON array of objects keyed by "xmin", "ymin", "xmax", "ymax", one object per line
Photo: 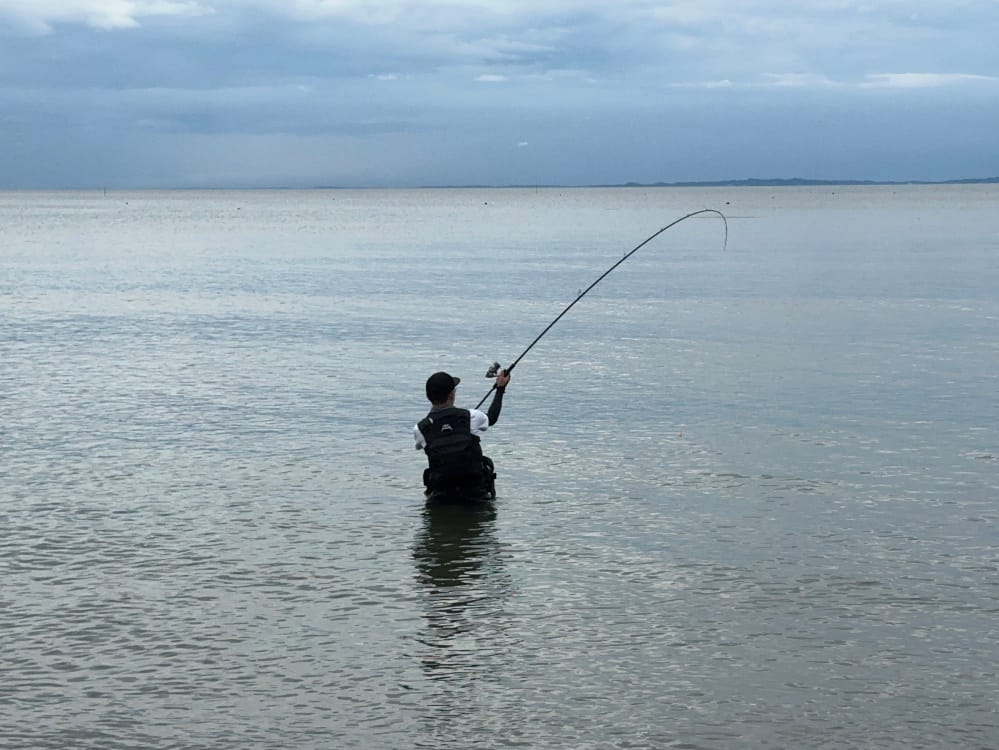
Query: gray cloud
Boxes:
[{"xmin": 1, "ymin": 0, "xmax": 997, "ymax": 186}]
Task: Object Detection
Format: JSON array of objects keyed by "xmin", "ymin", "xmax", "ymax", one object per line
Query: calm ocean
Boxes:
[{"xmin": 2, "ymin": 186, "xmax": 997, "ymax": 749}]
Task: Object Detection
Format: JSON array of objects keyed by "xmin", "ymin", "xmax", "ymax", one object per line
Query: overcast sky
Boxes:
[{"xmin": 1, "ymin": 0, "xmax": 997, "ymax": 188}]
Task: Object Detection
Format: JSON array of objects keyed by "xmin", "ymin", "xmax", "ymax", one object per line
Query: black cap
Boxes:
[{"xmin": 426, "ymin": 371, "xmax": 460, "ymax": 403}]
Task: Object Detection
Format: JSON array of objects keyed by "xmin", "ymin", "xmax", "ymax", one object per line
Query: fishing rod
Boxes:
[{"xmin": 474, "ymin": 208, "xmax": 728, "ymax": 410}]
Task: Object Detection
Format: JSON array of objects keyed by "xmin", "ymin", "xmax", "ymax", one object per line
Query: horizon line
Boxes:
[{"xmin": 4, "ymin": 176, "xmax": 998, "ymax": 191}]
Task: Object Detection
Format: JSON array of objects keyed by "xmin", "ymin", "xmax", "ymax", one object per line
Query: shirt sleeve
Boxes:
[
  {"xmin": 414, "ymin": 423, "xmax": 427, "ymax": 450},
  {"xmin": 469, "ymin": 409, "xmax": 489, "ymax": 437}
]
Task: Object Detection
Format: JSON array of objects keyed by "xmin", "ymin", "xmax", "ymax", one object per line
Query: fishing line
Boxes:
[{"xmin": 474, "ymin": 208, "xmax": 728, "ymax": 410}]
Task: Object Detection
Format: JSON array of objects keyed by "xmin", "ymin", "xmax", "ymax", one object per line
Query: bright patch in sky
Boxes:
[
  {"xmin": 0, "ymin": 0, "xmax": 210, "ymax": 32},
  {"xmin": 862, "ymin": 73, "xmax": 999, "ymax": 88}
]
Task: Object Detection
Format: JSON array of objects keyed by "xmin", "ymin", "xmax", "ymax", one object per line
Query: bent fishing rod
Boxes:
[{"xmin": 474, "ymin": 208, "xmax": 728, "ymax": 410}]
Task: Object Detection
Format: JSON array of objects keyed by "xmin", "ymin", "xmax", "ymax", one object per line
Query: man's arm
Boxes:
[{"xmin": 486, "ymin": 369, "xmax": 510, "ymax": 426}]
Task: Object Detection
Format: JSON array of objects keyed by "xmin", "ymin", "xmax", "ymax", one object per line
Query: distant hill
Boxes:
[
  {"xmin": 414, "ymin": 176, "xmax": 999, "ymax": 189},
  {"xmin": 321, "ymin": 176, "xmax": 999, "ymax": 190},
  {"xmin": 603, "ymin": 177, "xmax": 999, "ymax": 188}
]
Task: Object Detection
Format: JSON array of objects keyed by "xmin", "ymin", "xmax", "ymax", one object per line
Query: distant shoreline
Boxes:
[
  {"xmin": 411, "ymin": 176, "xmax": 999, "ymax": 190},
  {"xmin": 6, "ymin": 176, "xmax": 999, "ymax": 191}
]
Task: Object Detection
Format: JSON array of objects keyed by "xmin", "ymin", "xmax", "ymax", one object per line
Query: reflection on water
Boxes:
[
  {"xmin": 414, "ymin": 499, "xmax": 499, "ymax": 590},
  {"xmin": 411, "ymin": 500, "xmax": 519, "ymax": 747},
  {"xmin": 412, "ymin": 500, "xmax": 506, "ymax": 679}
]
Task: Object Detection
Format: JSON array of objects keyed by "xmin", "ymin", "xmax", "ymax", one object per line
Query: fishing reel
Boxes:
[{"xmin": 485, "ymin": 361, "xmax": 503, "ymax": 378}]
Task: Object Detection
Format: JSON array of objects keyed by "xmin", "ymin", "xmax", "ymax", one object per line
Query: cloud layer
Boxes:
[{"xmin": 2, "ymin": 0, "xmax": 997, "ymax": 186}]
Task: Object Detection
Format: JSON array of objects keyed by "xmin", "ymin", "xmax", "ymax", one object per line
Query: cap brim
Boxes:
[{"xmin": 452, "ymin": 376, "xmax": 461, "ymax": 387}]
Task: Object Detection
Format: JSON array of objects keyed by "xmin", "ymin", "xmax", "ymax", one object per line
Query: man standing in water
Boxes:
[{"xmin": 414, "ymin": 369, "xmax": 511, "ymax": 497}]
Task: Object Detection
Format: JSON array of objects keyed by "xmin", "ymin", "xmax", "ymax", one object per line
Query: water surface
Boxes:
[{"xmin": 2, "ymin": 186, "xmax": 997, "ymax": 748}]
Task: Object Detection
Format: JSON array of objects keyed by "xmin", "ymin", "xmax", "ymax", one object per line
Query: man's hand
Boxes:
[{"xmin": 495, "ymin": 369, "xmax": 511, "ymax": 388}]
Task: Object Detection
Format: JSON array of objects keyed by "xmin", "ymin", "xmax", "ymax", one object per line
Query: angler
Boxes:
[
  {"xmin": 412, "ymin": 209, "xmax": 726, "ymax": 502},
  {"xmin": 414, "ymin": 368, "xmax": 510, "ymax": 502}
]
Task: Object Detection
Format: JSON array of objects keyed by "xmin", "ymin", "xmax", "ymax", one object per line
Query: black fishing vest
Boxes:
[{"xmin": 418, "ymin": 406, "xmax": 484, "ymax": 482}]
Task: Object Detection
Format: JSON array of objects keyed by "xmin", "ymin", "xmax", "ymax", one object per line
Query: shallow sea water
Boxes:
[{"xmin": 2, "ymin": 186, "xmax": 998, "ymax": 748}]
